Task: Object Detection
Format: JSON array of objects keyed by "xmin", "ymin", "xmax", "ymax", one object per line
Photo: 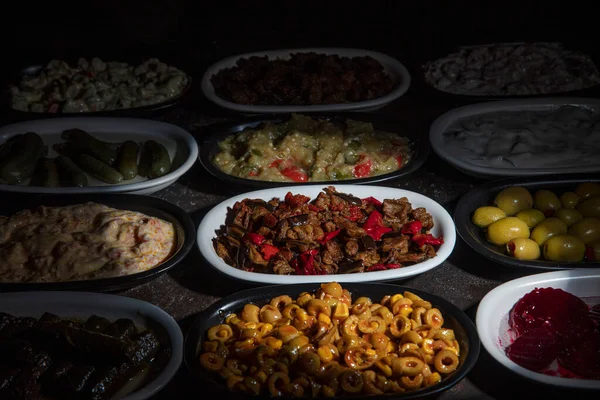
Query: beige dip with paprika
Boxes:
[
  {"xmin": 0, "ymin": 202, "xmax": 176, "ymax": 283},
  {"xmin": 213, "ymin": 114, "xmax": 412, "ymax": 182}
]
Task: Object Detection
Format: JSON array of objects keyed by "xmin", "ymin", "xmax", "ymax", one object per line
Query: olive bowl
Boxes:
[
  {"xmin": 454, "ymin": 175, "xmax": 600, "ymax": 271},
  {"xmin": 195, "ymin": 112, "xmax": 429, "ymax": 192},
  {"xmin": 184, "ymin": 282, "xmax": 480, "ymax": 400}
]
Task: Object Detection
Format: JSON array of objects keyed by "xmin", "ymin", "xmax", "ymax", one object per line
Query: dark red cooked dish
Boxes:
[
  {"xmin": 213, "ymin": 187, "xmax": 444, "ymax": 275},
  {"xmin": 506, "ymin": 287, "xmax": 600, "ymax": 379},
  {"xmin": 210, "ymin": 52, "xmax": 397, "ymax": 106}
]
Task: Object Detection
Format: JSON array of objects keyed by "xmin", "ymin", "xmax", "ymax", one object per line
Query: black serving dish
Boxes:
[
  {"xmin": 197, "ymin": 113, "xmax": 429, "ymax": 191},
  {"xmin": 454, "ymin": 175, "xmax": 600, "ymax": 271},
  {"xmin": 2, "ymin": 57, "xmax": 192, "ymax": 119},
  {"xmin": 184, "ymin": 282, "xmax": 480, "ymax": 400},
  {"xmin": 0, "ymin": 194, "xmax": 195, "ymax": 292}
]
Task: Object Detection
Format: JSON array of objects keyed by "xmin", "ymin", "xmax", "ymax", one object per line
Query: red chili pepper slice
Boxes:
[
  {"xmin": 412, "ymin": 233, "xmax": 444, "ymax": 247},
  {"xmin": 292, "ymin": 249, "xmax": 324, "ymax": 275},
  {"xmin": 362, "ymin": 197, "xmax": 383, "ymax": 207},
  {"xmin": 243, "ymin": 233, "xmax": 265, "ymax": 246},
  {"xmin": 285, "ymin": 192, "xmax": 311, "ymax": 207},
  {"xmin": 363, "ymin": 210, "xmax": 392, "ymax": 241},
  {"xmin": 269, "ymin": 159, "xmax": 284, "ymax": 168},
  {"xmin": 367, "ymin": 263, "xmax": 402, "ymax": 272},
  {"xmin": 395, "ymin": 155, "xmax": 403, "ymax": 168},
  {"xmin": 248, "ymin": 170, "xmax": 258, "ymax": 177},
  {"xmin": 260, "ymin": 244, "xmax": 279, "ymax": 260},
  {"xmin": 281, "ymin": 166, "xmax": 308, "ymax": 182},
  {"xmin": 319, "ymin": 229, "xmax": 341, "ymax": 245},
  {"xmin": 401, "ymin": 220, "xmax": 423, "ymax": 235},
  {"xmin": 353, "ymin": 156, "xmax": 372, "ymax": 178},
  {"xmin": 308, "ymin": 204, "xmax": 321, "ymax": 212},
  {"xmin": 347, "ymin": 206, "xmax": 363, "ymax": 222},
  {"xmin": 585, "ymin": 247, "xmax": 595, "ymax": 261}
]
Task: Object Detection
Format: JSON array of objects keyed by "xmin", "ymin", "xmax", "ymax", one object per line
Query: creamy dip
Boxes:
[
  {"xmin": 0, "ymin": 202, "xmax": 176, "ymax": 283},
  {"xmin": 9, "ymin": 57, "xmax": 189, "ymax": 113},
  {"xmin": 213, "ymin": 114, "xmax": 412, "ymax": 182},
  {"xmin": 424, "ymin": 43, "xmax": 600, "ymax": 96},
  {"xmin": 442, "ymin": 106, "xmax": 600, "ymax": 169}
]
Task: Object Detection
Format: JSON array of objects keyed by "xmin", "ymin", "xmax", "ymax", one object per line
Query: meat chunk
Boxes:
[
  {"xmin": 272, "ymin": 258, "xmax": 294, "ymax": 275},
  {"xmin": 381, "ymin": 236, "xmax": 410, "ymax": 254},
  {"xmin": 333, "ymin": 216, "xmax": 365, "ymax": 238},
  {"xmin": 382, "ymin": 198, "xmax": 412, "ymax": 225},
  {"xmin": 322, "ymin": 241, "xmax": 343, "ymax": 265},
  {"xmin": 412, "ymin": 207, "xmax": 434, "ymax": 231},
  {"xmin": 345, "ymin": 239, "xmax": 359, "ymax": 256}
]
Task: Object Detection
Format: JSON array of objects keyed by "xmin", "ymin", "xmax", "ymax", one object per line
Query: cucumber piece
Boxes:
[
  {"xmin": 143, "ymin": 140, "xmax": 172, "ymax": 179},
  {"xmin": 0, "ymin": 134, "xmax": 24, "ymax": 163},
  {"xmin": 76, "ymin": 154, "xmax": 124, "ymax": 184},
  {"xmin": 116, "ymin": 141, "xmax": 139, "ymax": 180},
  {"xmin": 55, "ymin": 155, "xmax": 88, "ymax": 187},
  {"xmin": 0, "ymin": 132, "xmax": 45, "ymax": 184},
  {"xmin": 61, "ymin": 128, "xmax": 122, "ymax": 150},
  {"xmin": 61, "ymin": 129, "xmax": 118, "ymax": 165},
  {"xmin": 30, "ymin": 158, "xmax": 59, "ymax": 187}
]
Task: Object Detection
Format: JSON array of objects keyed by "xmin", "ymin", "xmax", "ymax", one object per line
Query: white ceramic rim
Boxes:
[
  {"xmin": 429, "ymin": 97, "xmax": 600, "ymax": 178},
  {"xmin": 201, "ymin": 47, "xmax": 411, "ymax": 114},
  {"xmin": 476, "ymin": 268, "xmax": 600, "ymax": 389},
  {"xmin": 197, "ymin": 185, "xmax": 456, "ymax": 284},
  {"xmin": 0, "ymin": 291, "xmax": 184, "ymax": 399},
  {"xmin": 0, "ymin": 117, "xmax": 199, "ymax": 194}
]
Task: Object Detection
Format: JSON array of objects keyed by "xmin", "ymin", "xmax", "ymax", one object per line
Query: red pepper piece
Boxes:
[
  {"xmin": 248, "ymin": 170, "xmax": 258, "ymax": 177},
  {"xmin": 585, "ymin": 247, "xmax": 595, "ymax": 261},
  {"xmin": 347, "ymin": 206, "xmax": 363, "ymax": 222},
  {"xmin": 285, "ymin": 192, "xmax": 311, "ymax": 207},
  {"xmin": 281, "ymin": 166, "xmax": 308, "ymax": 182},
  {"xmin": 243, "ymin": 233, "xmax": 265, "ymax": 245},
  {"xmin": 367, "ymin": 263, "xmax": 402, "ymax": 272},
  {"xmin": 308, "ymin": 204, "xmax": 321, "ymax": 212},
  {"xmin": 353, "ymin": 156, "xmax": 372, "ymax": 178},
  {"xmin": 362, "ymin": 197, "xmax": 383, "ymax": 207},
  {"xmin": 412, "ymin": 233, "xmax": 444, "ymax": 247},
  {"xmin": 292, "ymin": 249, "xmax": 324, "ymax": 275},
  {"xmin": 363, "ymin": 210, "xmax": 392, "ymax": 241},
  {"xmin": 269, "ymin": 159, "xmax": 284, "ymax": 168},
  {"xmin": 319, "ymin": 229, "xmax": 341, "ymax": 244},
  {"xmin": 260, "ymin": 244, "xmax": 279, "ymax": 260},
  {"xmin": 395, "ymin": 155, "xmax": 403, "ymax": 168},
  {"xmin": 401, "ymin": 220, "xmax": 423, "ymax": 235}
]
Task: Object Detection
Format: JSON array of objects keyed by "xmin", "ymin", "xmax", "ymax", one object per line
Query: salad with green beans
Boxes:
[
  {"xmin": 9, "ymin": 57, "xmax": 189, "ymax": 113},
  {"xmin": 0, "ymin": 129, "xmax": 173, "ymax": 187}
]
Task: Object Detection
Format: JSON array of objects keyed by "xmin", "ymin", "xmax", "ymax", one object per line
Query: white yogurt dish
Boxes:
[{"xmin": 430, "ymin": 98, "xmax": 600, "ymax": 178}]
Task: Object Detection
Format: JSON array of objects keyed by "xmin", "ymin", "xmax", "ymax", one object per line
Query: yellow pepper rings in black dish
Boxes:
[{"xmin": 199, "ymin": 282, "xmax": 460, "ymax": 396}]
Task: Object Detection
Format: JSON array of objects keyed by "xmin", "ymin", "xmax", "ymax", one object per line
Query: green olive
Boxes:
[
  {"xmin": 506, "ymin": 238, "xmax": 541, "ymax": 260},
  {"xmin": 542, "ymin": 234, "xmax": 586, "ymax": 262},
  {"xmin": 587, "ymin": 240, "xmax": 600, "ymax": 261},
  {"xmin": 486, "ymin": 217, "xmax": 530, "ymax": 246},
  {"xmin": 554, "ymin": 208, "xmax": 583, "ymax": 227},
  {"xmin": 515, "ymin": 208, "xmax": 546, "ymax": 229},
  {"xmin": 472, "ymin": 206, "xmax": 506, "ymax": 228},
  {"xmin": 494, "ymin": 186, "xmax": 533, "ymax": 216},
  {"xmin": 559, "ymin": 191, "xmax": 580, "ymax": 209},
  {"xmin": 576, "ymin": 197, "xmax": 600, "ymax": 218},
  {"xmin": 533, "ymin": 189, "xmax": 561, "ymax": 213},
  {"xmin": 574, "ymin": 182, "xmax": 600, "ymax": 200},
  {"xmin": 530, "ymin": 217, "xmax": 568, "ymax": 246},
  {"xmin": 567, "ymin": 217, "xmax": 600, "ymax": 245}
]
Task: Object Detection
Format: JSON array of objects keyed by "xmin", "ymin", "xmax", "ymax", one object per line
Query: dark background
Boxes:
[{"xmin": 3, "ymin": 0, "xmax": 594, "ymax": 86}]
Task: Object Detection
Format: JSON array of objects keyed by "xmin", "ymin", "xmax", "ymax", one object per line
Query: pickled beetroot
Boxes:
[
  {"xmin": 506, "ymin": 328, "xmax": 557, "ymax": 371},
  {"xmin": 506, "ymin": 287, "xmax": 600, "ymax": 380},
  {"xmin": 509, "ymin": 287, "xmax": 590, "ymax": 336}
]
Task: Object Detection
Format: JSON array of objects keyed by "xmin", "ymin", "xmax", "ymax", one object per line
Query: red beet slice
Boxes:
[
  {"xmin": 557, "ymin": 327, "xmax": 600, "ymax": 379},
  {"xmin": 506, "ymin": 328, "xmax": 557, "ymax": 371},
  {"xmin": 509, "ymin": 288, "xmax": 590, "ymax": 336}
]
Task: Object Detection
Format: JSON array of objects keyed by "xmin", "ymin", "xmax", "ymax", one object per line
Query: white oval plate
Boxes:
[
  {"xmin": 197, "ymin": 185, "xmax": 455, "ymax": 284},
  {"xmin": 201, "ymin": 47, "xmax": 411, "ymax": 114},
  {"xmin": 476, "ymin": 269, "xmax": 600, "ymax": 390},
  {"xmin": 0, "ymin": 117, "xmax": 199, "ymax": 194},
  {"xmin": 0, "ymin": 291, "xmax": 183, "ymax": 399},
  {"xmin": 429, "ymin": 97, "xmax": 600, "ymax": 179}
]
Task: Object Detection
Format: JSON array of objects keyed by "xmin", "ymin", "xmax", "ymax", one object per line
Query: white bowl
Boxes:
[
  {"xmin": 429, "ymin": 97, "xmax": 600, "ymax": 179},
  {"xmin": 476, "ymin": 269, "xmax": 600, "ymax": 390},
  {"xmin": 201, "ymin": 47, "xmax": 411, "ymax": 114},
  {"xmin": 197, "ymin": 185, "xmax": 455, "ymax": 284},
  {"xmin": 0, "ymin": 291, "xmax": 184, "ymax": 399},
  {"xmin": 0, "ymin": 117, "xmax": 199, "ymax": 195}
]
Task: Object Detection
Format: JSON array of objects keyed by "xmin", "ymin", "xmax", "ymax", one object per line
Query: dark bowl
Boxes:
[
  {"xmin": 184, "ymin": 282, "xmax": 480, "ymax": 400},
  {"xmin": 417, "ymin": 41, "xmax": 600, "ymax": 103},
  {"xmin": 2, "ymin": 57, "xmax": 192, "ymax": 119},
  {"xmin": 0, "ymin": 194, "xmax": 195, "ymax": 292},
  {"xmin": 454, "ymin": 174, "xmax": 600, "ymax": 271},
  {"xmin": 197, "ymin": 113, "xmax": 429, "ymax": 191}
]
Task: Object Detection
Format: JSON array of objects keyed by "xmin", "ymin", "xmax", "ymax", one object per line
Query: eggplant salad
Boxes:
[
  {"xmin": 0, "ymin": 129, "xmax": 172, "ymax": 187},
  {"xmin": 0, "ymin": 312, "xmax": 171, "ymax": 399},
  {"xmin": 213, "ymin": 187, "xmax": 444, "ymax": 275}
]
